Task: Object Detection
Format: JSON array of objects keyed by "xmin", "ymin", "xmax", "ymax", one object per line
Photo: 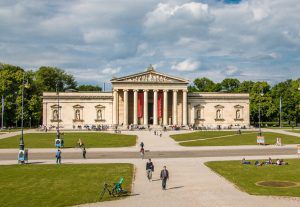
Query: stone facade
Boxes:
[{"xmin": 42, "ymin": 66, "xmax": 250, "ymax": 129}]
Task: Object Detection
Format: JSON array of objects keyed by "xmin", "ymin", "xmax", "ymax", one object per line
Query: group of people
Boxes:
[
  {"xmin": 153, "ymin": 130, "xmax": 162, "ymax": 137},
  {"xmin": 140, "ymin": 141, "xmax": 169, "ymax": 190},
  {"xmin": 146, "ymin": 159, "xmax": 169, "ymax": 190},
  {"xmin": 242, "ymin": 157, "xmax": 288, "ymax": 166}
]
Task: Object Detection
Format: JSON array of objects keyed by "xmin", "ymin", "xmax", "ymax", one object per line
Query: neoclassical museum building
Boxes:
[{"xmin": 42, "ymin": 66, "xmax": 250, "ymax": 129}]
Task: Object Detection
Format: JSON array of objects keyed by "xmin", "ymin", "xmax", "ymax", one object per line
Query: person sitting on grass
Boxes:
[
  {"xmin": 276, "ymin": 159, "xmax": 281, "ymax": 165},
  {"xmin": 255, "ymin": 160, "xmax": 264, "ymax": 166},
  {"xmin": 241, "ymin": 157, "xmax": 251, "ymax": 164},
  {"xmin": 276, "ymin": 159, "xmax": 288, "ymax": 165},
  {"xmin": 265, "ymin": 157, "xmax": 273, "ymax": 165}
]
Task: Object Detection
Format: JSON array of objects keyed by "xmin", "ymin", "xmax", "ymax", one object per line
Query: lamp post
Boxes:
[
  {"xmin": 56, "ymin": 82, "xmax": 60, "ymax": 139},
  {"xmin": 1, "ymin": 95, "xmax": 4, "ymax": 130},
  {"xmin": 258, "ymin": 87, "xmax": 264, "ymax": 136},
  {"xmin": 19, "ymin": 73, "xmax": 26, "ymax": 151}
]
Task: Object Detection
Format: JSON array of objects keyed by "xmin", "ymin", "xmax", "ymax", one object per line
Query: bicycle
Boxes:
[
  {"xmin": 99, "ymin": 178, "xmax": 128, "ymax": 200},
  {"xmin": 99, "ymin": 182, "xmax": 113, "ymax": 200}
]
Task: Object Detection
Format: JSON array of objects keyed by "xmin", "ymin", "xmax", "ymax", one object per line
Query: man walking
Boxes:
[
  {"xmin": 146, "ymin": 159, "xmax": 154, "ymax": 181},
  {"xmin": 56, "ymin": 149, "xmax": 62, "ymax": 164},
  {"xmin": 82, "ymin": 147, "xmax": 86, "ymax": 159},
  {"xmin": 160, "ymin": 166, "xmax": 169, "ymax": 190}
]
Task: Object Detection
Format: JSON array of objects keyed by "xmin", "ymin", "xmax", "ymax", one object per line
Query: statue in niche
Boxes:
[
  {"xmin": 236, "ymin": 110, "xmax": 241, "ymax": 119},
  {"xmin": 216, "ymin": 110, "xmax": 222, "ymax": 119},
  {"xmin": 75, "ymin": 109, "xmax": 80, "ymax": 120},
  {"xmin": 53, "ymin": 110, "xmax": 59, "ymax": 120},
  {"xmin": 97, "ymin": 109, "xmax": 103, "ymax": 120}
]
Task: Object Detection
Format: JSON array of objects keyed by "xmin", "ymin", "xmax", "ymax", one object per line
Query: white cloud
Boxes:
[
  {"xmin": 1, "ymin": 0, "xmax": 300, "ymax": 84},
  {"xmin": 222, "ymin": 66, "xmax": 241, "ymax": 76},
  {"xmin": 144, "ymin": 2, "xmax": 213, "ymax": 37},
  {"xmin": 171, "ymin": 59, "xmax": 200, "ymax": 72},
  {"xmin": 101, "ymin": 67, "xmax": 121, "ymax": 75},
  {"xmin": 83, "ymin": 29, "xmax": 119, "ymax": 43}
]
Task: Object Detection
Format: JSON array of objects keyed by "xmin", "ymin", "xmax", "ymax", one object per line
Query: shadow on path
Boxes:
[{"xmin": 166, "ymin": 186, "xmax": 184, "ymax": 190}]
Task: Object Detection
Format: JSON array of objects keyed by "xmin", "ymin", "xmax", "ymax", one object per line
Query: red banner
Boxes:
[
  {"xmin": 138, "ymin": 92, "xmax": 144, "ymax": 118},
  {"xmin": 158, "ymin": 92, "xmax": 163, "ymax": 118}
]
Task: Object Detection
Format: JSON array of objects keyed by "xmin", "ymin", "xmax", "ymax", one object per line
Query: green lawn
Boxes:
[
  {"xmin": 286, "ymin": 130, "xmax": 300, "ymax": 134},
  {"xmin": 0, "ymin": 128, "xmax": 31, "ymax": 133},
  {"xmin": 0, "ymin": 163, "xmax": 133, "ymax": 207},
  {"xmin": 205, "ymin": 159, "xmax": 300, "ymax": 197},
  {"xmin": 0, "ymin": 132, "xmax": 137, "ymax": 148},
  {"xmin": 170, "ymin": 131, "xmax": 300, "ymax": 146}
]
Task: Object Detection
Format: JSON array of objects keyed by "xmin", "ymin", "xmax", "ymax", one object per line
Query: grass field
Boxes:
[
  {"xmin": 0, "ymin": 128, "xmax": 31, "ymax": 133},
  {"xmin": 170, "ymin": 131, "xmax": 300, "ymax": 146},
  {"xmin": 286, "ymin": 129, "xmax": 300, "ymax": 133},
  {"xmin": 205, "ymin": 159, "xmax": 300, "ymax": 197},
  {"xmin": 0, "ymin": 163, "xmax": 133, "ymax": 207},
  {"xmin": 0, "ymin": 132, "xmax": 137, "ymax": 148}
]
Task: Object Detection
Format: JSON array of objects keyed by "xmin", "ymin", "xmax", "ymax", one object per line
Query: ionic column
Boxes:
[
  {"xmin": 143, "ymin": 90, "xmax": 148, "ymax": 126},
  {"xmin": 172, "ymin": 90, "xmax": 178, "ymax": 125},
  {"xmin": 182, "ymin": 90, "xmax": 188, "ymax": 126},
  {"xmin": 113, "ymin": 89, "xmax": 118, "ymax": 125},
  {"xmin": 123, "ymin": 89, "xmax": 128, "ymax": 126},
  {"xmin": 133, "ymin": 89, "xmax": 138, "ymax": 125},
  {"xmin": 163, "ymin": 90, "xmax": 168, "ymax": 126},
  {"xmin": 153, "ymin": 90, "xmax": 158, "ymax": 126}
]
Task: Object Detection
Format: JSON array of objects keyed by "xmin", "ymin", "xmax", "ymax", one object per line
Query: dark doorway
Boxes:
[{"xmin": 148, "ymin": 103, "xmax": 153, "ymax": 124}]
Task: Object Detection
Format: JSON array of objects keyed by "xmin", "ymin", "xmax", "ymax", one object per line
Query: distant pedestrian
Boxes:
[
  {"xmin": 56, "ymin": 149, "xmax": 62, "ymax": 164},
  {"xmin": 82, "ymin": 147, "xmax": 86, "ymax": 159},
  {"xmin": 140, "ymin": 142, "xmax": 144, "ymax": 148},
  {"xmin": 160, "ymin": 166, "xmax": 169, "ymax": 190},
  {"xmin": 140, "ymin": 147, "xmax": 145, "ymax": 159},
  {"xmin": 160, "ymin": 132, "xmax": 162, "ymax": 137}
]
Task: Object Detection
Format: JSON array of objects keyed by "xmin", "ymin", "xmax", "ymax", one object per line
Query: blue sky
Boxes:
[{"xmin": 0, "ymin": 0, "xmax": 299, "ymax": 86}]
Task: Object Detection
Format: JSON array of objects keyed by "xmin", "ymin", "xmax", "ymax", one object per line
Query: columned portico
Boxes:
[{"xmin": 110, "ymin": 65, "xmax": 190, "ymax": 128}]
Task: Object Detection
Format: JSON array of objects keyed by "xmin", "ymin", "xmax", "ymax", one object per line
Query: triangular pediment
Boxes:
[{"xmin": 111, "ymin": 66, "xmax": 189, "ymax": 84}]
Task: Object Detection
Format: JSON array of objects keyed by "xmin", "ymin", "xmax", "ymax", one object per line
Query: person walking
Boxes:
[
  {"xmin": 146, "ymin": 159, "xmax": 154, "ymax": 181},
  {"xmin": 140, "ymin": 142, "xmax": 144, "ymax": 148},
  {"xmin": 140, "ymin": 147, "xmax": 145, "ymax": 159},
  {"xmin": 56, "ymin": 149, "xmax": 62, "ymax": 164},
  {"xmin": 82, "ymin": 147, "xmax": 86, "ymax": 159},
  {"xmin": 160, "ymin": 166, "xmax": 169, "ymax": 190}
]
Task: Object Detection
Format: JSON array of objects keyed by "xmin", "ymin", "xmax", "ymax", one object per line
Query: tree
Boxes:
[
  {"xmin": 271, "ymin": 79, "xmax": 300, "ymax": 126},
  {"xmin": 249, "ymin": 82, "xmax": 276, "ymax": 125},
  {"xmin": 0, "ymin": 64, "xmax": 41, "ymax": 127},
  {"xmin": 220, "ymin": 78, "xmax": 240, "ymax": 92},
  {"xmin": 35, "ymin": 66, "xmax": 77, "ymax": 92},
  {"xmin": 193, "ymin": 77, "xmax": 216, "ymax": 92},
  {"xmin": 77, "ymin": 84, "xmax": 102, "ymax": 91},
  {"xmin": 237, "ymin": 80, "xmax": 255, "ymax": 93}
]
